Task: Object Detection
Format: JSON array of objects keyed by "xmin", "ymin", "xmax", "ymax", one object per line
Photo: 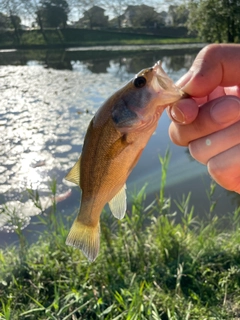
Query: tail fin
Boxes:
[{"xmin": 66, "ymin": 219, "xmax": 100, "ymax": 262}]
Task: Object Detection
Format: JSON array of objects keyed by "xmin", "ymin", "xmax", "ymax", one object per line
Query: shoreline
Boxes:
[
  {"xmin": 0, "ymin": 42, "xmax": 205, "ymax": 51},
  {"xmin": 66, "ymin": 43, "xmax": 206, "ymax": 51}
]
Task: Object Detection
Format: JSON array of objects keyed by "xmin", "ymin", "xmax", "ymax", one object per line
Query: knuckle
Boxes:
[{"xmin": 200, "ymin": 44, "xmax": 221, "ymax": 59}]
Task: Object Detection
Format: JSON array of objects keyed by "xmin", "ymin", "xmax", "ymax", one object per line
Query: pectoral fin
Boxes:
[
  {"xmin": 108, "ymin": 184, "xmax": 127, "ymax": 219},
  {"xmin": 107, "ymin": 134, "xmax": 133, "ymax": 159},
  {"xmin": 65, "ymin": 156, "xmax": 81, "ymax": 186}
]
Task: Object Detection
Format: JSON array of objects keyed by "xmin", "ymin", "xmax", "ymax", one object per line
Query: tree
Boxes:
[
  {"xmin": 0, "ymin": 12, "xmax": 10, "ymax": 28},
  {"xmin": 36, "ymin": 0, "xmax": 70, "ymax": 28},
  {"xmin": 9, "ymin": 14, "xmax": 21, "ymax": 30},
  {"xmin": 21, "ymin": 0, "xmax": 42, "ymax": 31},
  {"xmin": 187, "ymin": 0, "xmax": 240, "ymax": 43},
  {"xmin": 167, "ymin": 4, "xmax": 189, "ymax": 26},
  {"xmin": 0, "ymin": 0, "xmax": 23, "ymax": 40}
]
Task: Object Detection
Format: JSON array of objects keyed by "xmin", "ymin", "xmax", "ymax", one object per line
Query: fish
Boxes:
[{"xmin": 65, "ymin": 61, "xmax": 186, "ymax": 262}]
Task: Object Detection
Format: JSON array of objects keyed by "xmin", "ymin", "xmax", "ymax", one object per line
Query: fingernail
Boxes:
[
  {"xmin": 210, "ymin": 97, "xmax": 240, "ymax": 124},
  {"xmin": 170, "ymin": 104, "xmax": 185, "ymax": 123}
]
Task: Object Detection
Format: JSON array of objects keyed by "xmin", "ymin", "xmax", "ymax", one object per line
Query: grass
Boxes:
[
  {"xmin": 0, "ymin": 28, "xmax": 201, "ymax": 49},
  {"xmin": 64, "ymin": 38, "xmax": 199, "ymax": 46},
  {"xmin": 1, "ymin": 151, "xmax": 240, "ymax": 319}
]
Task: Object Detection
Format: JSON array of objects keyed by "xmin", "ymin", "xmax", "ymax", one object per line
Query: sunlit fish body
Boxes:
[{"xmin": 65, "ymin": 61, "xmax": 185, "ymax": 262}]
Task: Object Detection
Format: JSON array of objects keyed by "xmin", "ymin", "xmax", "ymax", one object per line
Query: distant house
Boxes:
[
  {"xmin": 158, "ymin": 11, "xmax": 168, "ymax": 26},
  {"xmin": 122, "ymin": 5, "xmax": 166, "ymax": 28},
  {"xmin": 109, "ymin": 15, "xmax": 125, "ymax": 28},
  {"xmin": 76, "ymin": 6, "xmax": 108, "ymax": 29}
]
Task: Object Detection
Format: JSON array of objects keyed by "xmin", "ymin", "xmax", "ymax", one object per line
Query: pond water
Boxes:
[{"xmin": 0, "ymin": 44, "xmax": 239, "ymax": 246}]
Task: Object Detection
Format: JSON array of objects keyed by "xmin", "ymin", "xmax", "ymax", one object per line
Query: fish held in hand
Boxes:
[{"xmin": 65, "ymin": 61, "xmax": 185, "ymax": 262}]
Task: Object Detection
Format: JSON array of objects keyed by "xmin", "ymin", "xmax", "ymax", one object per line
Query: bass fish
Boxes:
[{"xmin": 65, "ymin": 61, "xmax": 186, "ymax": 262}]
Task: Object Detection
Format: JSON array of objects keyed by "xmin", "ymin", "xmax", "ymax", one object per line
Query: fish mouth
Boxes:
[
  {"xmin": 152, "ymin": 60, "xmax": 174, "ymax": 90},
  {"xmin": 151, "ymin": 60, "xmax": 185, "ymax": 104}
]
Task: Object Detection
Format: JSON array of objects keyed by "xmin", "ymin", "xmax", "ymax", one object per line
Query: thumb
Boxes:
[{"xmin": 177, "ymin": 44, "xmax": 240, "ymax": 97}]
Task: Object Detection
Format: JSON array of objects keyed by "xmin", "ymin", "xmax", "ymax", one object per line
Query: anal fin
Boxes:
[
  {"xmin": 65, "ymin": 156, "xmax": 81, "ymax": 186},
  {"xmin": 108, "ymin": 184, "xmax": 127, "ymax": 220}
]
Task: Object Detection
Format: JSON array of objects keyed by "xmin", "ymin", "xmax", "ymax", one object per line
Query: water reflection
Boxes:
[
  {"xmin": 0, "ymin": 45, "xmax": 238, "ymax": 245},
  {"xmin": 0, "ymin": 45, "xmax": 200, "ymax": 72}
]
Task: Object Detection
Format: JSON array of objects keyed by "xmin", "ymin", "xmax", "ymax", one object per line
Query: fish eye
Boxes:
[{"xmin": 134, "ymin": 76, "xmax": 146, "ymax": 88}]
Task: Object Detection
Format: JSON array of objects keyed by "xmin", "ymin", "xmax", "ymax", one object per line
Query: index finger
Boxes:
[{"xmin": 178, "ymin": 44, "xmax": 240, "ymax": 97}]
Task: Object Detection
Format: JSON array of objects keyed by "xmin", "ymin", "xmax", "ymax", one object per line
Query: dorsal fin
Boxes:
[
  {"xmin": 108, "ymin": 184, "xmax": 127, "ymax": 220},
  {"xmin": 65, "ymin": 156, "xmax": 81, "ymax": 186}
]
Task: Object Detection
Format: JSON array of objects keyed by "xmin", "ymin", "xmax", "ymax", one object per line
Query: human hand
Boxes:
[{"xmin": 168, "ymin": 44, "xmax": 240, "ymax": 193}]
